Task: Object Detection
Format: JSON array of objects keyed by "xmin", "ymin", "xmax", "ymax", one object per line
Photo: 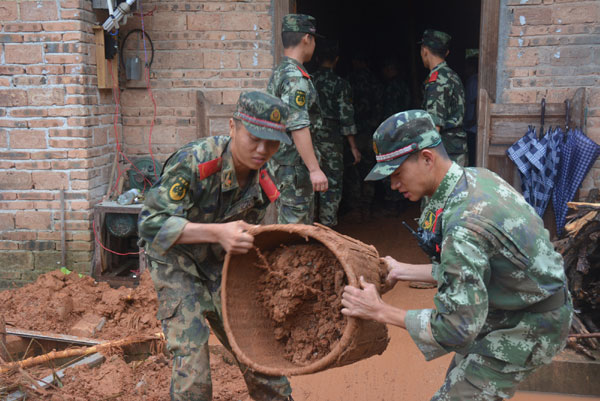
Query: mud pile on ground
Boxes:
[
  {"xmin": 0, "ymin": 269, "xmax": 250, "ymax": 400},
  {"xmin": 256, "ymin": 243, "xmax": 347, "ymax": 365}
]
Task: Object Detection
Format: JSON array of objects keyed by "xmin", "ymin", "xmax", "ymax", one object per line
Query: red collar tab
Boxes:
[
  {"xmin": 428, "ymin": 71, "xmax": 439, "ymax": 83},
  {"xmin": 296, "ymin": 65, "xmax": 311, "ymax": 79},
  {"xmin": 198, "ymin": 157, "xmax": 222, "ymax": 180},
  {"xmin": 259, "ymin": 169, "xmax": 279, "ymax": 202},
  {"xmin": 432, "ymin": 208, "xmax": 443, "ymax": 232}
]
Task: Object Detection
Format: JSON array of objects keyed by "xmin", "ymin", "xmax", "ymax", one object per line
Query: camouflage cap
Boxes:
[
  {"xmin": 233, "ymin": 91, "xmax": 292, "ymax": 145},
  {"xmin": 419, "ymin": 29, "xmax": 451, "ymax": 51},
  {"xmin": 364, "ymin": 110, "xmax": 442, "ymax": 181},
  {"xmin": 282, "ymin": 14, "xmax": 324, "ymax": 38}
]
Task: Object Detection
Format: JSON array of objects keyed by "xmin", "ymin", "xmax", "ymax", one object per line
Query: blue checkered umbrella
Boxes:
[
  {"xmin": 552, "ymin": 128, "xmax": 600, "ymax": 237},
  {"xmin": 507, "ymin": 126, "xmax": 562, "ymax": 217}
]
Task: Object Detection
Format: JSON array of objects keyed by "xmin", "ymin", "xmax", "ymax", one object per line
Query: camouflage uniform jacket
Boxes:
[
  {"xmin": 267, "ymin": 56, "xmax": 322, "ymax": 166},
  {"xmin": 405, "ymin": 163, "xmax": 571, "ymax": 367},
  {"xmin": 422, "ymin": 61, "xmax": 467, "ymax": 154},
  {"xmin": 347, "ymin": 68, "xmax": 383, "ymax": 147},
  {"xmin": 312, "ymin": 67, "xmax": 357, "ymax": 144},
  {"xmin": 138, "ymin": 136, "xmax": 278, "ymax": 281}
]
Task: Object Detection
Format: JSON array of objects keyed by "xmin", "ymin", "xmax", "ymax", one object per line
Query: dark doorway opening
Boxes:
[{"xmin": 297, "ymin": 0, "xmax": 481, "ymax": 108}]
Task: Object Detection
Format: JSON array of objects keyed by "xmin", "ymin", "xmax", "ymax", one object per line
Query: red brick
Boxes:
[
  {"xmin": 0, "ymin": 33, "xmax": 23, "ymax": 43},
  {"xmin": 0, "ymin": 242, "xmax": 18, "ymax": 250},
  {"xmin": 155, "ymin": 52, "xmax": 203, "ymax": 69},
  {"xmin": 24, "ymin": 32, "xmax": 62, "ymax": 42},
  {"xmin": 16, "ymin": 211, "xmax": 52, "ymax": 230},
  {"xmin": 3, "ymin": 23, "xmax": 43, "ymax": 32},
  {"xmin": 0, "ymin": 213, "xmax": 15, "ymax": 230},
  {"xmin": 50, "ymin": 138, "xmax": 93, "ymax": 148},
  {"xmin": 28, "ymin": 119, "xmax": 65, "ymax": 128},
  {"xmin": 42, "ymin": 21, "xmax": 85, "ymax": 32},
  {"xmin": 20, "ymin": 1, "xmax": 58, "ymax": 21},
  {"xmin": 4, "ymin": 44, "xmax": 43, "ymax": 64},
  {"xmin": 26, "ymin": 65, "xmax": 64, "ymax": 75},
  {"xmin": 188, "ymin": 14, "xmax": 222, "ymax": 31},
  {"xmin": 0, "ymin": 129, "xmax": 7, "ymax": 147},
  {"xmin": 26, "ymin": 88, "xmax": 65, "ymax": 106},
  {"xmin": 10, "ymin": 130, "xmax": 47, "ymax": 149},
  {"xmin": 16, "ymin": 191, "xmax": 54, "ymax": 200},
  {"xmin": 0, "ymin": 1, "xmax": 18, "ymax": 20},
  {"xmin": 147, "ymin": 12, "xmax": 186, "ymax": 31},
  {"xmin": 32, "ymin": 171, "xmax": 68, "ymax": 190},
  {"xmin": 240, "ymin": 51, "xmax": 273, "ymax": 69},
  {"xmin": 0, "ymin": 89, "xmax": 28, "ymax": 107},
  {"xmin": 30, "ymin": 150, "xmax": 68, "ymax": 159},
  {"xmin": 10, "ymin": 108, "xmax": 48, "ymax": 118},
  {"xmin": 221, "ymin": 13, "xmax": 259, "ymax": 31},
  {"xmin": 0, "ymin": 65, "xmax": 25, "ymax": 75},
  {"xmin": 44, "ymin": 53, "xmax": 84, "ymax": 64},
  {"xmin": 553, "ymin": 3, "xmax": 599, "ymax": 24},
  {"xmin": 0, "ymin": 231, "xmax": 37, "ymax": 240},
  {"xmin": 14, "ymin": 160, "xmax": 52, "ymax": 170}
]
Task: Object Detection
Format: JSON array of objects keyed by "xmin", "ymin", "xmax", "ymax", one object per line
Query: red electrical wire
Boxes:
[{"xmin": 93, "ymin": 220, "xmax": 142, "ymax": 256}]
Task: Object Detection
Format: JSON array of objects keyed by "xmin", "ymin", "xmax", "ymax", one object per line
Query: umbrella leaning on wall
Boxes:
[
  {"xmin": 507, "ymin": 124, "xmax": 562, "ymax": 218},
  {"xmin": 552, "ymin": 127, "xmax": 600, "ymax": 237}
]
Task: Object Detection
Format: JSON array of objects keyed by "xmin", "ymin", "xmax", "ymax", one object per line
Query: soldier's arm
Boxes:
[
  {"xmin": 423, "ymin": 82, "xmax": 446, "ymax": 131},
  {"xmin": 404, "ymin": 226, "xmax": 490, "ymax": 361},
  {"xmin": 281, "ymin": 76, "xmax": 328, "ymax": 191}
]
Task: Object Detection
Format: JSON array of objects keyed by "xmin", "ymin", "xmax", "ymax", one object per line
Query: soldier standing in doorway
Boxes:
[
  {"xmin": 344, "ymin": 50, "xmax": 383, "ymax": 220},
  {"xmin": 420, "ymin": 30, "xmax": 468, "ymax": 167},
  {"xmin": 267, "ymin": 14, "xmax": 328, "ymax": 224},
  {"xmin": 312, "ymin": 39, "xmax": 361, "ymax": 227}
]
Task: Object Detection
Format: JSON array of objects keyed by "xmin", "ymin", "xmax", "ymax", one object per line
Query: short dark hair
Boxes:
[
  {"xmin": 318, "ymin": 44, "xmax": 338, "ymax": 63},
  {"xmin": 282, "ymin": 31, "xmax": 307, "ymax": 48},
  {"xmin": 424, "ymin": 45, "xmax": 447, "ymax": 59}
]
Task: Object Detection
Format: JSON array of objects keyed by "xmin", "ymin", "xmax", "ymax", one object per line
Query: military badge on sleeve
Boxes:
[
  {"xmin": 169, "ymin": 177, "xmax": 189, "ymax": 201},
  {"xmin": 294, "ymin": 90, "xmax": 306, "ymax": 107}
]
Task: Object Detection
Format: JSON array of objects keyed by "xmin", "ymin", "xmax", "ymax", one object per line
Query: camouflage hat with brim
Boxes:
[
  {"xmin": 365, "ymin": 110, "xmax": 442, "ymax": 181},
  {"xmin": 418, "ymin": 29, "xmax": 451, "ymax": 51},
  {"xmin": 282, "ymin": 14, "xmax": 324, "ymax": 38},
  {"xmin": 233, "ymin": 91, "xmax": 292, "ymax": 145}
]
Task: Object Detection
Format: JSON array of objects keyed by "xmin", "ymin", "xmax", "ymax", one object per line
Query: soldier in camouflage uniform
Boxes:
[
  {"xmin": 343, "ymin": 51, "xmax": 384, "ymax": 218},
  {"xmin": 267, "ymin": 14, "xmax": 328, "ymax": 224},
  {"xmin": 420, "ymin": 30, "xmax": 468, "ymax": 167},
  {"xmin": 138, "ymin": 91, "xmax": 294, "ymax": 401},
  {"xmin": 341, "ymin": 110, "xmax": 572, "ymax": 400},
  {"xmin": 312, "ymin": 39, "xmax": 361, "ymax": 227}
]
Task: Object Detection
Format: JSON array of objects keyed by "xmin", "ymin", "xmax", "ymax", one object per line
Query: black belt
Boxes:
[{"xmin": 523, "ymin": 287, "xmax": 567, "ymax": 313}]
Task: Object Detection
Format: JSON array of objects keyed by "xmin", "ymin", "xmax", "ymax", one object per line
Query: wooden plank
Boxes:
[
  {"xmin": 477, "ymin": 88, "xmax": 490, "ymax": 167},
  {"xmin": 93, "ymin": 26, "xmax": 118, "ymax": 89},
  {"xmin": 478, "ymin": 0, "xmax": 500, "ymax": 102},
  {"xmin": 5, "ymin": 328, "xmax": 103, "ymax": 346}
]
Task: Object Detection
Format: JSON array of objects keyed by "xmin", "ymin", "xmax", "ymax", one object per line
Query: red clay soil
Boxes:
[
  {"xmin": 0, "ymin": 269, "xmax": 251, "ymax": 400},
  {"xmin": 255, "ymin": 244, "xmax": 347, "ymax": 365}
]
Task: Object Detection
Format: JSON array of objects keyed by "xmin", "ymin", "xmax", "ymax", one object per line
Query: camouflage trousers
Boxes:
[
  {"xmin": 315, "ymin": 141, "xmax": 343, "ymax": 226},
  {"xmin": 273, "ymin": 163, "xmax": 314, "ymax": 224},
  {"xmin": 146, "ymin": 253, "xmax": 292, "ymax": 401},
  {"xmin": 432, "ymin": 353, "xmax": 536, "ymax": 401},
  {"xmin": 342, "ymin": 140, "xmax": 375, "ymax": 213}
]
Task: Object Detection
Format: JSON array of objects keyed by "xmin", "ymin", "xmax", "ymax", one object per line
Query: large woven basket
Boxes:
[{"xmin": 222, "ymin": 223, "xmax": 390, "ymax": 376}]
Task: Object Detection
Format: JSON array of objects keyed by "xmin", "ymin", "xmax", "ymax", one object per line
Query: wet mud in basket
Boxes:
[{"xmin": 255, "ymin": 243, "xmax": 347, "ymax": 365}]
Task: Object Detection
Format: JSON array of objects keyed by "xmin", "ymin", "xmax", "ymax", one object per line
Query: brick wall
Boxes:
[
  {"xmin": 499, "ymin": 0, "xmax": 600, "ymax": 196},
  {"xmin": 118, "ymin": 0, "xmax": 273, "ymax": 159},
  {"xmin": 0, "ymin": 0, "xmax": 115, "ymax": 287}
]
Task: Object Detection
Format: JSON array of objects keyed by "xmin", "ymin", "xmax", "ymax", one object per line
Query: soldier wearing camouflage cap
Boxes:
[
  {"xmin": 267, "ymin": 13, "xmax": 328, "ymax": 225},
  {"xmin": 420, "ymin": 29, "xmax": 468, "ymax": 167},
  {"xmin": 312, "ymin": 39, "xmax": 361, "ymax": 227},
  {"xmin": 342, "ymin": 110, "xmax": 572, "ymax": 400},
  {"xmin": 138, "ymin": 91, "xmax": 294, "ymax": 401}
]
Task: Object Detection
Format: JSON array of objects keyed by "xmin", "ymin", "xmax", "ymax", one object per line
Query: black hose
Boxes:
[{"xmin": 119, "ymin": 28, "xmax": 154, "ymax": 72}]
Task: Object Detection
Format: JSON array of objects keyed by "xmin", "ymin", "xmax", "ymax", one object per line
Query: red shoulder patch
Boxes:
[
  {"xmin": 428, "ymin": 71, "xmax": 439, "ymax": 83},
  {"xmin": 259, "ymin": 169, "xmax": 280, "ymax": 202},
  {"xmin": 197, "ymin": 157, "xmax": 222, "ymax": 180},
  {"xmin": 296, "ymin": 65, "xmax": 311, "ymax": 79}
]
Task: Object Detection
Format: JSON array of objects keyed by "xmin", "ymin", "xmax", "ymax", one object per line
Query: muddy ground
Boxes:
[{"xmin": 0, "ymin": 203, "xmax": 595, "ymax": 400}]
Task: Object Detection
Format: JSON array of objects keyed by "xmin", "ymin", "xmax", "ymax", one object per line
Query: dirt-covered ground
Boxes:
[{"xmin": 0, "ymin": 203, "xmax": 595, "ymax": 400}]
